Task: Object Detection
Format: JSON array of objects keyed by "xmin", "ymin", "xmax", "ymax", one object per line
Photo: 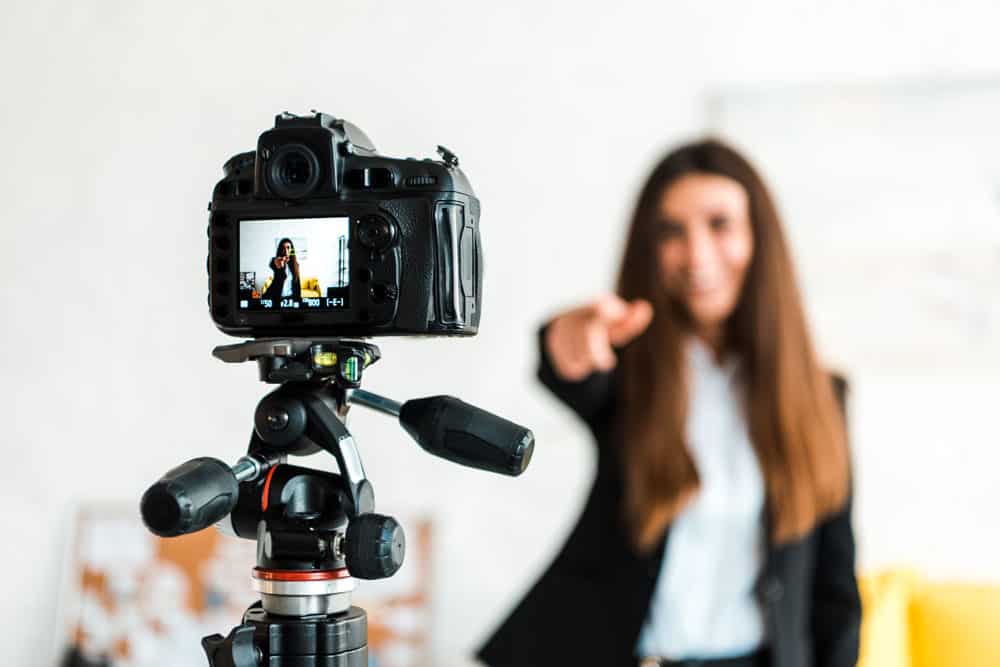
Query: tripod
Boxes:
[{"xmin": 140, "ymin": 338, "xmax": 534, "ymax": 667}]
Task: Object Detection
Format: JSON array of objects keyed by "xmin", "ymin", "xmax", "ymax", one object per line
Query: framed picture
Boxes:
[{"xmin": 60, "ymin": 505, "xmax": 432, "ymax": 667}]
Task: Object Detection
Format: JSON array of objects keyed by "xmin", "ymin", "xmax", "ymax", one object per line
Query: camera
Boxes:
[{"xmin": 208, "ymin": 111, "xmax": 482, "ymax": 338}]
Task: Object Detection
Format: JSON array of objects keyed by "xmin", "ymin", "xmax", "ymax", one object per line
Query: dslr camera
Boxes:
[{"xmin": 208, "ymin": 111, "xmax": 482, "ymax": 338}]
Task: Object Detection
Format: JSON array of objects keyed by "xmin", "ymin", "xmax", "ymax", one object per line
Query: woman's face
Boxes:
[
  {"xmin": 656, "ymin": 173, "xmax": 754, "ymax": 332},
  {"xmin": 280, "ymin": 241, "xmax": 293, "ymax": 257}
]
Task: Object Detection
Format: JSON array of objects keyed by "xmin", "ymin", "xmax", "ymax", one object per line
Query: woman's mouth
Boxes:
[{"xmin": 686, "ymin": 274, "xmax": 723, "ymax": 296}]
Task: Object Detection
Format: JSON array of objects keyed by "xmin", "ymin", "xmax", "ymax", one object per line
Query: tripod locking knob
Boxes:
[
  {"xmin": 202, "ymin": 624, "xmax": 259, "ymax": 667},
  {"xmin": 345, "ymin": 513, "xmax": 405, "ymax": 579}
]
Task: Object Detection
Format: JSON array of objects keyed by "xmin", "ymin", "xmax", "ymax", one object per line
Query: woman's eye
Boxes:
[
  {"xmin": 658, "ymin": 222, "xmax": 684, "ymax": 239},
  {"xmin": 709, "ymin": 215, "xmax": 729, "ymax": 231}
]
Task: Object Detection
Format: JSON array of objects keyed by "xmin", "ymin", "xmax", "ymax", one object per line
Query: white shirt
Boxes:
[
  {"xmin": 280, "ymin": 265, "xmax": 293, "ymax": 298},
  {"xmin": 635, "ymin": 338, "xmax": 767, "ymax": 660}
]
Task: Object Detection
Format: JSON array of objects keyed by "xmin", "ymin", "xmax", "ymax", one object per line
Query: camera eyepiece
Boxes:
[{"xmin": 267, "ymin": 143, "xmax": 321, "ymax": 199}]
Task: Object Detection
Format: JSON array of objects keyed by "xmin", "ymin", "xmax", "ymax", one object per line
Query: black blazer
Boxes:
[
  {"xmin": 263, "ymin": 258, "xmax": 301, "ymax": 301},
  {"xmin": 477, "ymin": 329, "xmax": 861, "ymax": 667}
]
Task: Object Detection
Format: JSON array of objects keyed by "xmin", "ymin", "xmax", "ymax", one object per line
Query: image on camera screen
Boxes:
[{"xmin": 237, "ymin": 217, "xmax": 350, "ymax": 311}]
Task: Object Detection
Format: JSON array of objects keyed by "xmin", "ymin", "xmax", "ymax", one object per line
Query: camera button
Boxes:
[{"xmin": 369, "ymin": 284, "xmax": 397, "ymax": 304}]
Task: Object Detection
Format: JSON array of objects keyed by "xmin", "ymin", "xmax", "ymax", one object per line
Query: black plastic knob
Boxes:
[
  {"xmin": 140, "ymin": 457, "xmax": 239, "ymax": 537},
  {"xmin": 202, "ymin": 624, "xmax": 258, "ymax": 667},
  {"xmin": 345, "ymin": 513, "xmax": 405, "ymax": 580},
  {"xmin": 399, "ymin": 396, "xmax": 535, "ymax": 476}
]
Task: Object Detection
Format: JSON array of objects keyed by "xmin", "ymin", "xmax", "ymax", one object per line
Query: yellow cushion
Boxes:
[
  {"xmin": 858, "ymin": 571, "xmax": 914, "ymax": 667},
  {"xmin": 910, "ymin": 579, "xmax": 1000, "ymax": 667},
  {"xmin": 259, "ymin": 275, "xmax": 320, "ymax": 296},
  {"xmin": 300, "ymin": 276, "xmax": 320, "ymax": 298}
]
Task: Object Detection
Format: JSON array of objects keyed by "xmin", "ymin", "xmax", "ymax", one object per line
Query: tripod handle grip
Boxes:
[
  {"xmin": 140, "ymin": 457, "xmax": 240, "ymax": 537},
  {"xmin": 399, "ymin": 396, "xmax": 535, "ymax": 476}
]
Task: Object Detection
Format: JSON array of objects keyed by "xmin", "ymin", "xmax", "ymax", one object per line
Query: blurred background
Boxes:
[{"xmin": 2, "ymin": 1, "xmax": 999, "ymax": 665}]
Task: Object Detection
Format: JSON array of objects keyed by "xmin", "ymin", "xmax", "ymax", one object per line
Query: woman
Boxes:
[
  {"xmin": 477, "ymin": 139, "xmax": 859, "ymax": 667},
  {"xmin": 262, "ymin": 237, "xmax": 301, "ymax": 301}
]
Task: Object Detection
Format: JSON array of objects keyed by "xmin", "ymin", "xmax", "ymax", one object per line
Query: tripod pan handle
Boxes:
[
  {"xmin": 399, "ymin": 396, "xmax": 535, "ymax": 476},
  {"xmin": 140, "ymin": 457, "xmax": 240, "ymax": 537}
]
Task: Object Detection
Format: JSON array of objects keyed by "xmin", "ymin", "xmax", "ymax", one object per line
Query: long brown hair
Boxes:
[
  {"xmin": 277, "ymin": 237, "xmax": 301, "ymax": 281},
  {"xmin": 615, "ymin": 138, "xmax": 849, "ymax": 551}
]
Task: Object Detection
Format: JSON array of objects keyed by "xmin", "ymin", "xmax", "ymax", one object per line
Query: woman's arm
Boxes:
[
  {"xmin": 810, "ymin": 495, "xmax": 861, "ymax": 667},
  {"xmin": 811, "ymin": 375, "xmax": 861, "ymax": 667},
  {"xmin": 536, "ymin": 323, "xmax": 616, "ymax": 428},
  {"xmin": 536, "ymin": 296, "xmax": 651, "ymax": 429}
]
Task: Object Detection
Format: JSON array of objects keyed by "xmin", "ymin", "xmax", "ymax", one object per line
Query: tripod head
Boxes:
[{"xmin": 139, "ymin": 338, "xmax": 534, "ymax": 667}]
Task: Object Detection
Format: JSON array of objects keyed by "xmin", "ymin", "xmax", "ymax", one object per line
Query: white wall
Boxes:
[{"xmin": 3, "ymin": 2, "xmax": 1000, "ymax": 665}]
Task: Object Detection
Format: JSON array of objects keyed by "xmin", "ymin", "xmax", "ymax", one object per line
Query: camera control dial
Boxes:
[{"xmin": 357, "ymin": 215, "xmax": 397, "ymax": 252}]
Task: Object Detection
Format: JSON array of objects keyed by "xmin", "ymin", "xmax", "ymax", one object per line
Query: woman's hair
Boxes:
[
  {"xmin": 615, "ymin": 138, "xmax": 849, "ymax": 551},
  {"xmin": 277, "ymin": 237, "xmax": 300, "ymax": 279}
]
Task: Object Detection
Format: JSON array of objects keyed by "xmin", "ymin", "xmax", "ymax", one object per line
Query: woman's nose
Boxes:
[{"xmin": 684, "ymin": 227, "xmax": 716, "ymax": 272}]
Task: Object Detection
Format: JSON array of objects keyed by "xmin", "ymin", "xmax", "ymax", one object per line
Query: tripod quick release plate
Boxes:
[{"xmin": 213, "ymin": 338, "xmax": 381, "ymax": 386}]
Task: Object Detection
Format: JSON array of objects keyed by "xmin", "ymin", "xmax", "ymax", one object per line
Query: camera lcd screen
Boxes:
[{"xmin": 238, "ymin": 217, "xmax": 350, "ymax": 311}]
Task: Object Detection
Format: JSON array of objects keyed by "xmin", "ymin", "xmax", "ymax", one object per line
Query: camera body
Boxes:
[{"xmin": 208, "ymin": 112, "xmax": 482, "ymax": 338}]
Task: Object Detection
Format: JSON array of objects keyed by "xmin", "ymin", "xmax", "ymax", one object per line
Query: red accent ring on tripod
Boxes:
[
  {"xmin": 253, "ymin": 568, "xmax": 351, "ymax": 582},
  {"xmin": 261, "ymin": 464, "xmax": 279, "ymax": 512}
]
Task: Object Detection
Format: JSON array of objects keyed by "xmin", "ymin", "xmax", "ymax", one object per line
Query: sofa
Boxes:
[
  {"xmin": 858, "ymin": 570, "xmax": 1000, "ymax": 667},
  {"xmin": 260, "ymin": 275, "xmax": 321, "ymax": 298}
]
